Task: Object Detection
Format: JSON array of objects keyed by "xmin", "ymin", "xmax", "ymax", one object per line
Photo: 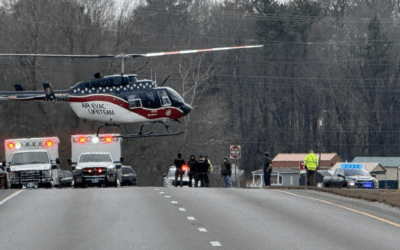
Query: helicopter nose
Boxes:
[{"xmin": 180, "ymin": 104, "xmax": 192, "ymax": 116}]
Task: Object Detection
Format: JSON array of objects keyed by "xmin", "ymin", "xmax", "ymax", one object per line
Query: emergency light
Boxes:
[
  {"xmin": 182, "ymin": 165, "xmax": 189, "ymax": 171},
  {"xmin": 104, "ymin": 136, "xmax": 112, "ymax": 143},
  {"xmin": 73, "ymin": 135, "xmax": 117, "ymax": 144},
  {"xmin": 364, "ymin": 182, "xmax": 373, "ymax": 188},
  {"xmin": 45, "ymin": 140, "xmax": 54, "ymax": 147},
  {"xmin": 340, "ymin": 164, "xmax": 362, "ymax": 170},
  {"xmin": 79, "ymin": 137, "xmax": 86, "ymax": 144},
  {"xmin": 5, "ymin": 138, "xmax": 59, "ymax": 150}
]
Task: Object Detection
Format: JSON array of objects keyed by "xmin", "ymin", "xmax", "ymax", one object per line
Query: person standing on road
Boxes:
[
  {"xmin": 194, "ymin": 155, "xmax": 209, "ymax": 187},
  {"xmin": 204, "ymin": 155, "xmax": 213, "ymax": 187},
  {"xmin": 174, "ymin": 153, "xmax": 186, "ymax": 187},
  {"xmin": 187, "ymin": 155, "xmax": 197, "ymax": 187},
  {"xmin": 303, "ymin": 150, "xmax": 318, "ymax": 186},
  {"xmin": 221, "ymin": 156, "xmax": 232, "ymax": 188},
  {"xmin": 263, "ymin": 152, "xmax": 273, "ymax": 188}
]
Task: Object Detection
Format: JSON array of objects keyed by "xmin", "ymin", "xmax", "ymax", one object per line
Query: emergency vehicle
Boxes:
[
  {"xmin": 69, "ymin": 134, "xmax": 123, "ymax": 188},
  {"xmin": 2, "ymin": 137, "xmax": 60, "ymax": 188}
]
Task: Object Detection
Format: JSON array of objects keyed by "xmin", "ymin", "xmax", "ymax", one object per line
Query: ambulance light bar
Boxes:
[
  {"xmin": 6, "ymin": 139, "xmax": 57, "ymax": 150},
  {"xmin": 73, "ymin": 135, "xmax": 118, "ymax": 144}
]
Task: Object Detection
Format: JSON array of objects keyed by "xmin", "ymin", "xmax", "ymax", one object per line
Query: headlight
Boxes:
[
  {"xmin": 107, "ymin": 166, "xmax": 116, "ymax": 173},
  {"xmin": 43, "ymin": 170, "xmax": 51, "ymax": 177},
  {"xmin": 348, "ymin": 181, "xmax": 355, "ymax": 186}
]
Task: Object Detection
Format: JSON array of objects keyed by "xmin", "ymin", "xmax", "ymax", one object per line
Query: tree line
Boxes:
[{"xmin": 0, "ymin": 0, "xmax": 398, "ymax": 185}]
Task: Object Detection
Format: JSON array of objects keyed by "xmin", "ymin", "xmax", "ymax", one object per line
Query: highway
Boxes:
[{"xmin": 1, "ymin": 187, "xmax": 400, "ymax": 250}]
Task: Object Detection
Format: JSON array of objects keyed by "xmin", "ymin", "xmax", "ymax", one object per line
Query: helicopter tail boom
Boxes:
[{"xmin": 0, "ymin": 84, "xmax": 69, "ymax": 102}]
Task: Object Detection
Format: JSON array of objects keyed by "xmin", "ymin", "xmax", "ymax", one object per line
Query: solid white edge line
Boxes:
[{"xmin": 0, "ymin": 190, "xmax": 24, "ymax": 207}]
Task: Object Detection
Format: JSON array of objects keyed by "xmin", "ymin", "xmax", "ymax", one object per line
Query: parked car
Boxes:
[
  {"xmin": 323, "ymin": 167, "xmax": 378, "ymax": 188},
  {"xmin": 120, "ymin": 166, "xmax": 137, "ymax": 186},
  {"xmin": 58, "ymin": 170, "xmax": 74, "ymax": 188},
  {"xmin": 0, "ymin": 168, "xmax": 7, "ymax": 189},
  {"xmin": 163, "ymin": 166, "xmax": 193, "ymax": 187}
]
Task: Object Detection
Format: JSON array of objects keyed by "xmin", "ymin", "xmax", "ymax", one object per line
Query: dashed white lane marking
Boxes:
[
  {"xmin": 164, "ymin": 195, "xmax": 171, "ymax": 198},
  {"xmin": 198, "ymin": 228, "xmax": 207, "ymax": 232},
  {"xmin": 159, "ymin": 192, "xmax": 164, "ymax": 194},
  {"xmin": 210, "ymin": 241, "xmax": 222, "ymax": 246},
  {"xmin": 171, "ymin": 201, "xmax": 178, "ymax": 204},
  {"xmin": 0, "ymin": 190, "xmax": 24, "ymax": 207},
  {"xmin": 187, "ymin": 216, "xmax": 196, "ymax": 221},
  {"xmin": 179, "ymin": 208, "xmax": 186, "ymax": 211},
  {"xmin": 155, "ymin": 188, "xmax": 159, "ymax": 190}
]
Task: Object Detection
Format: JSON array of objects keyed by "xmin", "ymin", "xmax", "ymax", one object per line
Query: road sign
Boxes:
[
  {"xmin": 299, "ymin": 162, "xmax": 305, "ymax": 170},
  {"xmin": 230, "ymin": 145, "xmax": 241, "ymax": 159}
]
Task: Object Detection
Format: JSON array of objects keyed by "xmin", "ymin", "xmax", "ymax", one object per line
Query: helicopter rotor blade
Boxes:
[
  {"xmin": 0, "ymin": 54, "xmax": 114, "ymax": 58},
  {"xmin": 128, "ymin": 44, "xmax": 263, "ymax": 58},
  {"xmin": 0, "ymin": 45, "xmax": 263, "ymax": 59}
]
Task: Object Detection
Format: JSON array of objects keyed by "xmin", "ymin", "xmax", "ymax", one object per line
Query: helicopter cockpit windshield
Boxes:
[{"xmin": 167, "ymin": 88, "xmax": 184, "ymax": 104}]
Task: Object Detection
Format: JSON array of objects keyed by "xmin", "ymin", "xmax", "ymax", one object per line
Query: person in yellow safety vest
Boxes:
[{"xmin": 303, "ymin": 150, "xmax": 318, "ymax": 186}]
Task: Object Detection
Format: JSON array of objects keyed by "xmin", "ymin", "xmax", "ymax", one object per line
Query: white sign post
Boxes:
[{"xmin": 230, "ymin": 145, "xmax": 241, "ymax": 187}]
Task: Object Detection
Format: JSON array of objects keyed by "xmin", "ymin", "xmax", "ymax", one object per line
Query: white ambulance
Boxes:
[
  {"xmin": 69, "ymin": 134, "xmax": 123, "ymax": 188},
  {"xmin": 2, "ymin": 137, "xmax": 60, "ymax": 188}
]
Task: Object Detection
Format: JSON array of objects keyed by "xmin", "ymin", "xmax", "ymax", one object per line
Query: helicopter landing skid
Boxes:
[{"xmin": 96, "ymin": 123, "xmax": 183, "ymax": 139}]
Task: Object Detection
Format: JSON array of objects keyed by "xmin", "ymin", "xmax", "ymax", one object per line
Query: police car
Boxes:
[
  {"xmin": 163, "ymin": 166, "xmax": 193, "ymax": 187},
  {"xmin": 323, "ymin": 164, "xmax": 379, "ymax": 188}
]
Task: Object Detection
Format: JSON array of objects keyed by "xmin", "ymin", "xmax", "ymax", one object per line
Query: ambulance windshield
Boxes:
[
  {"xmin": 79, "ymin": 153, "xmax": 112, "ymax": 163},
  {"xmin": 11, "ymin": 152, "xmax": 50, "ymax": 165}
]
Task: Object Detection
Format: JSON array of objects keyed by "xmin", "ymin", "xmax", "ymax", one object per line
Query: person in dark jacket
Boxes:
[
  {"xmin": 263, "ymin": 152, "xmax": 273, "ymax": 187},
  {"xmin": 194, "ymin": 155, "xmax": 209, "ymax": 187},
  {"xmin": 221, "ymin": 156, "xmax": 232, "ymax": 188},
  {"xmin": 187, "ymin": 155, "xmax": 197, "ymax": 187},
  {"xmin": 174, "ymin": 153, "xmax": 186, "ymax": 187},
  {"xmin": 204, "ymin": 155, "xmax": 212, "ymax": 187}
]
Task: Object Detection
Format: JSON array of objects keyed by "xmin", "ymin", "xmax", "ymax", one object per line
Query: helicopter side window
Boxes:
[
  {"xmin": 145, "ymin": 92, "xmax": 155, "ymax": 102},
  {"xmin": 127, "ymin": 95, "xmax": 142, "ymax": 109},
  {"xmin": 158, "ymin": 91, "xmax": 171, "ymax": 106},
  {"xmin": 140, "ymin": 92, "xmax": 157, "ymax": 108}
]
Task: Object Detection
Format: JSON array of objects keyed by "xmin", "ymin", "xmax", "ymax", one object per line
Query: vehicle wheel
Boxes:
[{"xmin": 324, "ymin": 183, "xmax": 330, "ymax": 188}]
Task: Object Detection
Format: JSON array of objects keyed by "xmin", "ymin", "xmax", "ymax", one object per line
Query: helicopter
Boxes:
[{"xmin": 0, "ymin": 45, "xmax": 263, "ymax": 138}]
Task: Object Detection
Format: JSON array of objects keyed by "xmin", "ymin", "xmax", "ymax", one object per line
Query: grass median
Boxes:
[{"xmin": 266, "ymin": 186, "xmax": 400, "ymax": 209}]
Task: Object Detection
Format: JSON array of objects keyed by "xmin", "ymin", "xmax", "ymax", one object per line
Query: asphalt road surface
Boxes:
[{"xmin": 1, "ymin": 187, "xmax": 400, "ymax": 250}]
